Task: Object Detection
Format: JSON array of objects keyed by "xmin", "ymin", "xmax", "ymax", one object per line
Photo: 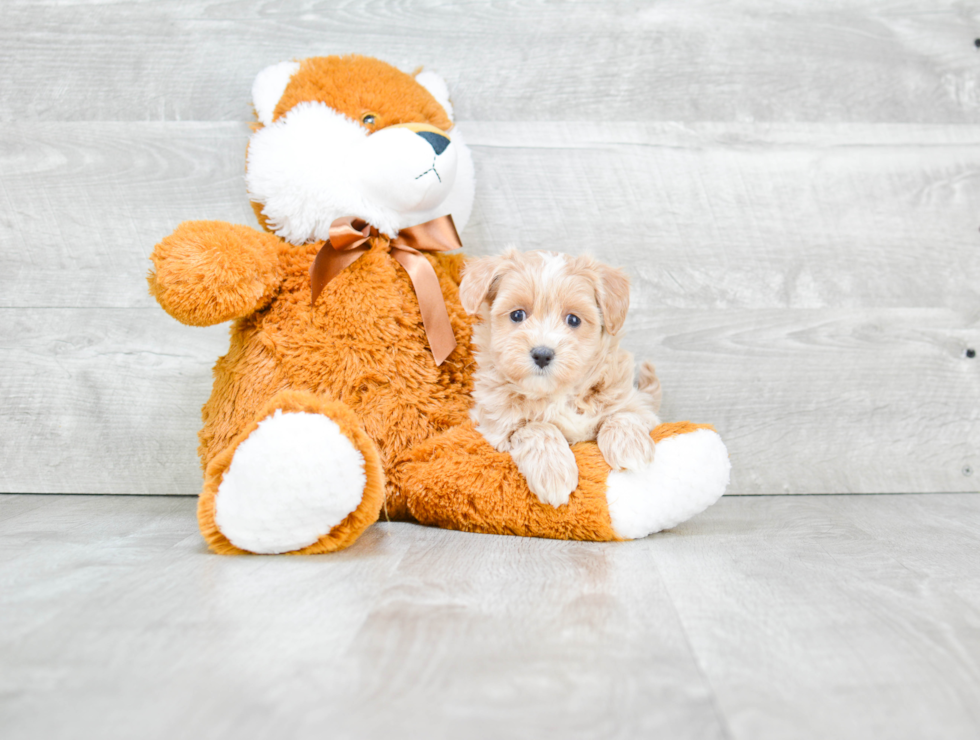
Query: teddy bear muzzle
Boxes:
[
  {"xmin": 356, "ymin": 123, "xmax": 458, "ymax": 214},
  {"xmin": 245, "ymin": 101, "xmax": 463, "ymax": 244},
  {"xmin": 382, "ymin": 121, "xmax": 452, "ymax": 154}
]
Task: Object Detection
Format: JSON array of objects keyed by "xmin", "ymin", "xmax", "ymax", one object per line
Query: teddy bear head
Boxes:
[{"xmin": 245, "ymin": 55, "xmax": 474, "ymax": 244}]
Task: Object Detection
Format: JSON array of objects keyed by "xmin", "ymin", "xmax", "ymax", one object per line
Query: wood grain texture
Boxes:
[
  {"xmin": 464, "ymin": 122, "xmax": 980, "ymax": 314},
  {"xmin": 1, "ymin": 2, "xmax": 978, "ymax": 498},
  {"xmin": 0, "ymin": 122, "xmax": 255, "ymax": 308},
  {"xmin": 2, "ymin": 122, "xmax": 979, "ymax": 310},
  {"xmin": 2, "ymin": 493, "xmax": 979, "ymax": 739},
  {"xmin": 652, "ymin": 494, "xmax": 980, "ymax": 739},
  {"xmin": 1, "ymin": 0, "xmax": 978, "ymax": 124},
  {"xmin": 1, "ymin": 307, "xmax": 976, "ymax": 495},
  {"xmin": 0, "ymin": 308, "xmax": 226, "ymax": 494},
  {"xmin": 0, "ymin": 495, "xmax": 727, "ymax": 740},
  {"xmin": 627, "ymin": 307, "xmax": 980, "ymax": 494}
]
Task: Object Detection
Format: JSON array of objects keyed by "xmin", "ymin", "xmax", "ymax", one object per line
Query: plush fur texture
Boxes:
[
  {"xmin": 606, "ymin": 427, "xmax": 731, "ymax": 539},
  {"xmin": 394, "ymin": 421, "xmax": 719, "ymax": 541},
  {"xmin": 246, "ymin": 55, "xmax": 473, "ymax": 241},
  {"xmin": 151, "ymin": 56, "xmax": 477, "ymax": 548},
  {"xmin": 194, "ymin": 237, "xmax": 475, "ymax": 522},
  {"xmin": 460, "ymin": 250, "xmax": 661, "ymax": 506},
  {"xmin": 149, "ymin": 54, "xmax": 729, "ymax": 555},
  {"xmin": 246, "ymin": 103, "xmax": 471, "ymax": 240},
  {"xmin": 215, "ymin": 409, "xmax": 368, "ymax": 554},
  {"xmin": 198, "ymin": 391, "xmax": 386, "ymax": 555},
  {"xmin": 148, "ymin": 221, "xmax": 283, "ymax": 326},
  {"xmin": 414, "ymin": 70, "xmax": 454, "ymax": 121},
  {"xmin": 252, "ymin": 61, "xmax": 301, "ymax": 127}
]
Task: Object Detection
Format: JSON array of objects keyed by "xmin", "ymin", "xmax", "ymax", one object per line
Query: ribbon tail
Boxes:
[{"xmin": 392, "ymin": 249, "xmax": 458, "ymax": 366}]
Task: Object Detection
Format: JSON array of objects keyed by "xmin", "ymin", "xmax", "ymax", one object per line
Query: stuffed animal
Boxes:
[{"xmin": 147, "ymin": 54, "xmax": 730, "ymax": 555}]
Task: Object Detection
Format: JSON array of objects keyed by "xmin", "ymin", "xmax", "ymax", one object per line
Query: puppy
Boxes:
[{"xmin": 459, "ymin": 249, "xmax": 662, "ymax": 507}]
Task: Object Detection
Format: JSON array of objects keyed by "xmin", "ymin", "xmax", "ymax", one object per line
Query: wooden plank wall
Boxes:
[{"xmin": 1, "ymin": 0, "xmax": 978, "ymax": 495}]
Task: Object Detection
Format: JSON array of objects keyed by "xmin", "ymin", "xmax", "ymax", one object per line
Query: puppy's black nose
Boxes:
[
  {"xmin": 417, "ymin": 130, "xmax": 450, "ymax": 155},
  {"xmin": 530, "ymin": 347, "xmax": 555, "ymax": 368}
]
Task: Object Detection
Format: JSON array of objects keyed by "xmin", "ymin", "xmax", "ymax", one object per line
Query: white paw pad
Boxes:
[
  {"xmin": 606, "ymin": 429, "xmax": 730, "ymax": 540},
  {"xmin": 215, "ymin": 410, "xmax": 367, "ymax": 554}
]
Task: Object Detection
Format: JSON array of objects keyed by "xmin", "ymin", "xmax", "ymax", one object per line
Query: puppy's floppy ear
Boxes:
[
  {"xmin": 595, "ymin": 264, "xmax": 630, "ymax": 335},
  {"xmin": 459, "ymin": 255, "xmax": 504, "ymax": 314}
]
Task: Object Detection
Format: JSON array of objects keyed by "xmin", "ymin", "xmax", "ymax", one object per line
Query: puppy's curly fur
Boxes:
[{"xmin": 460, "ymin": 249, "xmax": 662, "ymax": 506}]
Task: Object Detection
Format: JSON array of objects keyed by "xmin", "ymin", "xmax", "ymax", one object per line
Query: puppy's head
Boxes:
[{"xmin": 460, "ymin": 250, "xmax": 630, "ymax": 396}]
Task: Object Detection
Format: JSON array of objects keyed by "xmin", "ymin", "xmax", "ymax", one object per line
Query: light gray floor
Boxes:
[{"xmin": 2, "ymin": 492, "xmax": 979, "ymax": 740}]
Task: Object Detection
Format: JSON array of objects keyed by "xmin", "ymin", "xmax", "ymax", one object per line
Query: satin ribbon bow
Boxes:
[{"xmin": 309, "ymin": 214, "xmax": 462, "ymax": 366}]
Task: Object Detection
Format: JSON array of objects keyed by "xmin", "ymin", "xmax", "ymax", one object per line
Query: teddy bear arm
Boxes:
[{"xmin": 148, "ymin": 220, "xmax": 284, "ymax": 326}]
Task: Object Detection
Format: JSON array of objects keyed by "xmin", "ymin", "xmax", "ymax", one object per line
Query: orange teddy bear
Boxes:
[{"xmin": 148, "ymin": 55, "xmax": 730, "ymax": 555}]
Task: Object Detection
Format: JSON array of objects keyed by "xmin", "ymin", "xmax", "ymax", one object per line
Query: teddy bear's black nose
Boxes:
[
  {"xmin": 530, "ymin": 347, "xmax": 555, "ymax": 368},
  {"xmin": 417, "ymin": 130, "xmax": 450, "ymax": 155}
]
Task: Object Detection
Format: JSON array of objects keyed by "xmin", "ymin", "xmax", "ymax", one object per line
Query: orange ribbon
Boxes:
[{"xmin": 309, "ymin": 214, "xmax": 461, "ymax": 366}]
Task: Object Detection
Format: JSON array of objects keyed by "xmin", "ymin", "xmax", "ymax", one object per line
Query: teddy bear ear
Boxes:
[
  {"xmin": 414, "ymin": 70, "xmax": 454, "ymax": 123},
  {"xmin": 252, "ymin": 61, "xmax": 301, "ymax": 126}
]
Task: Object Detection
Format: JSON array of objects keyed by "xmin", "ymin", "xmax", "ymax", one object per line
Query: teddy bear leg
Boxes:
[
  {"xmin": 394, "ymin": 422, "xmax": 730, "ymax": 542},
  {"xmin": 197, "ymin": 390, "xmax": 385, "ymax": 555}
]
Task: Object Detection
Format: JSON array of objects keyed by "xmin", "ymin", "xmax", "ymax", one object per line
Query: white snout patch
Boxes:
[
  {"xmin": 246, "ymin": 101, "xmax": 466, "ymax": 242},
  {"xmin": 214, "ymin": 410, "xmax": 367, "ymax": 554},
  {"xmin": 355, "ymin": 126, "xmax": 457, "ymax": 214},
  {"xmin": 606, "ymin": 429, "xmax": 730, "ymax": 540}
]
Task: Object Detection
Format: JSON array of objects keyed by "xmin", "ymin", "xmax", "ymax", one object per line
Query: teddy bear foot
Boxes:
[
  {"xmin": 605, "ymin": 424, "xmax": 730, "ymax": 539},
  {"xmin": 197, "ymin": 391, "xmax": 385, "ymax": 554},
  {"xmin": 394, "ymin": 421, "xmax": 730, "ymax": 542}
]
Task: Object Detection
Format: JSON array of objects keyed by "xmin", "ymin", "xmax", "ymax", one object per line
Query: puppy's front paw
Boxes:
[
  {"xmin": 598, "ymin": 416, "xmax": 656, "ymax": 472},
  {"xmin": 507, "ymin": 423, "xmax": 579, "ymax": 507},
  {"xmin": 521, "ymin": 443, "xmax": 579, "ymax": 507}
]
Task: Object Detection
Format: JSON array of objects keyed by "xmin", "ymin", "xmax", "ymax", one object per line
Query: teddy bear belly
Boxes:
[
  {"xmin": 199, "ymin": 320, "xmax": 469, "ymax": 522},
  {"xmin": 198, "ymin": 317, "xmax": 292, "ymax": 473},
  {"xmin": 198, "ymin": 247, "xmax": 473, "ymax": 522},
  {"xmin": 262, "ymin": 253, "xmax": 471, "ymax": 467}
]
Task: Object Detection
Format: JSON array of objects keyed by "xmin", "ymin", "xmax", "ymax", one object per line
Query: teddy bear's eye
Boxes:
[
  {"xmin": 362, "ymin": 114, "xmax": 376, "ymax": 125},
  {"xmin": 565, "ymin": 314, "xmax": 581, "ymax": 328},
  {"xmin": 510, "ymin": 310, "xmax": 526, "ymax": 323}
]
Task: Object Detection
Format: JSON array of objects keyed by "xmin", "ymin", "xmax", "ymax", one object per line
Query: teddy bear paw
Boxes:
[
  {"xmin": 606, "ymin": 428, "xmax": 730, "ymax": 540},
  {"xmin": 212, "ymin": 409, "xmax": 369, "ymax": 554}
]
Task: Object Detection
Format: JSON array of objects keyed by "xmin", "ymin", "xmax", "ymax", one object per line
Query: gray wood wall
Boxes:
[{"xmin": 1, "ymin": 0, "xmax": 978, "ymax": 495}]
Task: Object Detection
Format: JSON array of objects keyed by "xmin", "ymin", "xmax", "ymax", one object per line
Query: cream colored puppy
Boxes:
[{"xmin": 460, "ymin": 249, "xmax": 662, "ymax": 507}]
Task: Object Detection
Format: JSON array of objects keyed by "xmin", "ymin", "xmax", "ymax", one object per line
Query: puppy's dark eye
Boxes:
[
  {"xmin": 566, "ymin": 314, "xmax": 581, "ymax": 327},
  {"xmin": 510, "ymin": 310, "xmax": 526, "ymax": 323},
  {"xmin": 362, "ymin": 114, "xmax": 376, "ymax": 125}
]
